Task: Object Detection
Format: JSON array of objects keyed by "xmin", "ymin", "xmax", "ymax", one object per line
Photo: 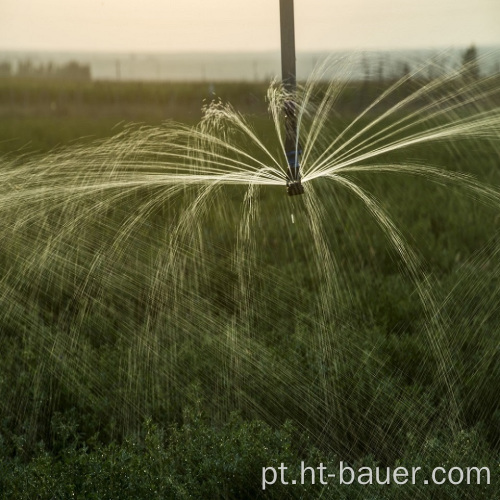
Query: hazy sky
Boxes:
[{"xmin": 1, "ymin": 0, "xmax": 499, "ymax": 53}]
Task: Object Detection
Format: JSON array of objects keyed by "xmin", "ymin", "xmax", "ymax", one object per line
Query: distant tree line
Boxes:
[
  {"xmin": 0, "ymin": 45, "xmax": 495, "ymax": 83},
  {"xmin": 362, "ymin": 44, "xmax": 494, "ymax": 84},
  {"xmin": 0, "ymin": 60, "xmax": 91, "ymax": 81}
]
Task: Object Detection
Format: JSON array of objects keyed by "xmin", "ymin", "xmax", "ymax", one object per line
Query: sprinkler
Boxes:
[{"xmin": 280, "ymin": 0, "xmax": 304, "ymax": 196}]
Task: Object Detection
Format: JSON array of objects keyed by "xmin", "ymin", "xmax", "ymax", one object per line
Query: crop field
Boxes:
[{"xmin": 0, "ymin": 73, "xmax": 499, "ymax": 499}]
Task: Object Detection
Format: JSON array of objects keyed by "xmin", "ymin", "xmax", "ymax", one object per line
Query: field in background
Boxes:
[
  {"xmin": 1, "ymin": 76, "xmax": 499, "ymax": 499},
  {"xmin": 0, "ymin": 78, "xmax": 273, "ymax": 155},
  {"xmin": 1, "ymin": 75, "xmax": 483, "ymax": 154}
]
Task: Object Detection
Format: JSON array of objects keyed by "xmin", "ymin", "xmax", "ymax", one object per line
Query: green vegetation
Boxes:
[
  {"xmin": 0, "ymin": 76, "xmax": 499, "ymax": 498},
  {"xmin": 0, "ymin": 78, "xmax": 270, "ymax": 154},
  {"xmin": 1, "ymin": 413, "xmax": 498, "ymax": 499}
]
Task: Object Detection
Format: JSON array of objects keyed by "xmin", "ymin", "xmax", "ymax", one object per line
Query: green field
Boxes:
[{"xmin": 0, "ymin": 75, "xmax": 499, "ymax": 499}]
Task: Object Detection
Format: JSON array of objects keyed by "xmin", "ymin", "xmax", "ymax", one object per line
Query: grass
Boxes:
[
  {"xmin": 0, "ymin": 75, "xmax": 499, "ymax": 498},
  {"xmin": 0, "ymin": 78, "xmax": 271, "ymax": 155}
]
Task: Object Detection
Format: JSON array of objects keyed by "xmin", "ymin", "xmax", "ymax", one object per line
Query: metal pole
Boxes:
[
  {"xmin": 280, "ymin": 0, "xmax": 297, "ymax": 92},
  {"xmin": 280, "ymin": 0, "xmax": 304, "ymax": 195}
]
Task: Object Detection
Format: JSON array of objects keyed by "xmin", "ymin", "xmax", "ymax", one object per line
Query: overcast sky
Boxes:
[{"xmin": 1, "ymin": 0, "xmax": 499, "ymax": 53}]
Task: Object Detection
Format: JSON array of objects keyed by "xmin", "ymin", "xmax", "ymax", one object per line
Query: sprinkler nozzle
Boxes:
[
  {"xmin": 287, "ymin": 180, "xmax": 304, "ymax": 196},
  {"xmin": 286, "ymin": 149, "xmax": 304, "ymax": 196}
]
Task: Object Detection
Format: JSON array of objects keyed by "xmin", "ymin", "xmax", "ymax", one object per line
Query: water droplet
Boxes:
[{"xmin": 291, "ymin": 213, "xmax": 295, "ymax": 224}]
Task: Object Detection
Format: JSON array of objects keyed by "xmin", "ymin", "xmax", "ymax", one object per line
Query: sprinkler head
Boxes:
[
  {"xmin": 286, "ymin": 149, "xmax": 304, "ymax": 196},
  {"xmin": 287, "ymin": 180, "xmax": 304, "ymax": 196}
]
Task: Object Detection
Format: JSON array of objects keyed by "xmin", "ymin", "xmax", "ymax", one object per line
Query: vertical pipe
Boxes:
[
  {"xmin": 280, "ymin": 0, "xmax": 304, "ymax": 195},
  {"xmin": 280, "ymin": 0, "xmax": 297, "ymax": 93}
]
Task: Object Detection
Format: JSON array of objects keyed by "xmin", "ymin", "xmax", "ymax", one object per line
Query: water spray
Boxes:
[{"xmin": 280, "ymin": 0, "xmax": 304, "ymax": 196}]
